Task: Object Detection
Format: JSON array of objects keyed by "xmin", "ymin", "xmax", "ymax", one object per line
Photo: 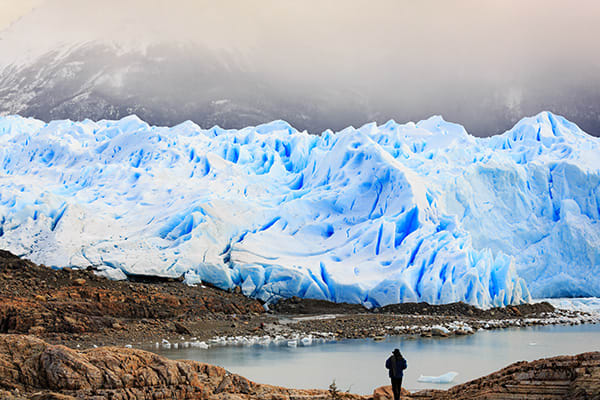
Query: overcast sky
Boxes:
[{"xmin": 0, "ymin": 0, "xmax": 599, "ymax": 135}]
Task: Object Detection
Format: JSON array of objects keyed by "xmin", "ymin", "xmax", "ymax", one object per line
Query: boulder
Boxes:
[{"xmin": 373, "ymin": 385, "xmax": 411, "ymax": 399}]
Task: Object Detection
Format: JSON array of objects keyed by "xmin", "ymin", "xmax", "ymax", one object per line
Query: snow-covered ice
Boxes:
[{"xmin": 0, "ymin": 112, "xmax": 599, "ymax": 307}]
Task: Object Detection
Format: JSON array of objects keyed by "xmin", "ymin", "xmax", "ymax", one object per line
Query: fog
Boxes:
[{"xmin": 0, "ymin": 0, "xmax": 599, "ymax": 135}]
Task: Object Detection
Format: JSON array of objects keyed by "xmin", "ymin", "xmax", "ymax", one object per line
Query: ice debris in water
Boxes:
[
  {"xmin": 536, "ymin": 298, "xmax": 600, "ymax": 315},
  {"xmin": 0, "ymin": 112, "xmax": 599, "ymax": 307},
  {"xmin": 418, "ymin": 372, "xmax": 459, "ymax": 384}
]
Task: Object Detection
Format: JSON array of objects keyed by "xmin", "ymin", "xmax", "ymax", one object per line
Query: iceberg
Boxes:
[
  {"xmin": 417, "ymin": 372, "xmax": 459, "ymax": 384},
  {"xmin": 0, "ymin": 112, "xmax": 598, "ymax": 307}
]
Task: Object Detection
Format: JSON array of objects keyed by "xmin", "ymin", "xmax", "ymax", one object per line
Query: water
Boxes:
[{"xmin": 151, "ymin": 323, "xmax": 600, "ymax": 395}]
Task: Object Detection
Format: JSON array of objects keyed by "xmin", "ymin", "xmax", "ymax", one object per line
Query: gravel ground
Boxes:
[{"xmin": 1, "ymin": 249, "xmax": 597, "ymax": 350}]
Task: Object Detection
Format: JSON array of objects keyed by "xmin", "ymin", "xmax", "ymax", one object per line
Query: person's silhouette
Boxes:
[{"xmin": 385, "ymin": 349, "xmax": 407, "ymax": 400}]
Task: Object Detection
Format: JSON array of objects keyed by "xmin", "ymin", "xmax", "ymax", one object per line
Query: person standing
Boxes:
[{"xmin": 385, "ymin": 348, "xmax": 407, "ymax": 400}]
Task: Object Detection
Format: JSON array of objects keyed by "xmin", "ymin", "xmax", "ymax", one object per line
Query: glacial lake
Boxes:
[{"xmin": 150, "ymin": 323, "xmax": 600, "ymax": 395}]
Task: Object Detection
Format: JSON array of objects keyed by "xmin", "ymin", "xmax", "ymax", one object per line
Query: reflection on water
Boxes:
[{"xmin": 150, "ymin": 323, "xmax": 600, "ymax": 395}]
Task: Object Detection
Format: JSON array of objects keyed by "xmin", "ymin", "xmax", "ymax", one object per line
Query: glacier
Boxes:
[{"xmin": 0, "ymin": 111, "xmax": 598, "ymax": 307}]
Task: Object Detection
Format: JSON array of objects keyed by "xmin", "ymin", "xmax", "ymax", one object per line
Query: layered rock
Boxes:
[{"xmin": 406, "ymin": 351, "xmax": 600, "ymax": 400}]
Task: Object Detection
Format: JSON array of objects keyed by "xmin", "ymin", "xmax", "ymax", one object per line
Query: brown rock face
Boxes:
[
  {"xmin": 373, "ymin": 385, "xmax": 411, "ymax": 399},
  {"xmin": 408, "ymin": 352, "xmax": 600, "ymax": 400},
  {"xmin": 0, "ymin": 249, "xmax": 265, "ymax": 345}
]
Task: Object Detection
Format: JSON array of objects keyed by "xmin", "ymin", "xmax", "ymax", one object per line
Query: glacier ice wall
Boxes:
[{"xmin": 0, "ymin": 112, "xmax": 598, "ymax": 307}]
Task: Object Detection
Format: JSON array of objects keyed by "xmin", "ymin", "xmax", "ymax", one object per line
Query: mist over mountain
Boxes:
[
  {"xmin": 0, "ymin": 0, "xmax": 599, "ymax": 135},
  {"xmin": 1, "ymin": 40, "xmax": 598, "ymax": 136},
  {"xmin": 0, "ymin": 42, "xmax": 375, "ymax": 134}
]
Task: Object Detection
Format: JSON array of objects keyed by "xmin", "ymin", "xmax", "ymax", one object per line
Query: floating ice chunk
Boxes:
[
  {"xmin": 301, "ymin": 335, "xmax": 313, "ymax": 346},
  {"xmin": 430, "ymin": 325, "xmax": 450, "ymax": 335},
  {"xmin": 273, "ymin": 335, "xmax": 286, "ymax": 345},
  {"xmin": 418, "ymin": 372, "xmax": 459, "ymax": 384},
  {"xmin": 190, "ymin": 340, "xmax": 209, "ymax": 349},
  {"xmin": 258, "ymin": 336, "xmax": 271, "ymax": 346}
]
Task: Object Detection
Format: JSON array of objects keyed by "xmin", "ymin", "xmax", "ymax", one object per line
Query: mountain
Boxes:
[
  {"xmin": 1, "ymin": 41, "xmax": 599, "ymax": 137},
  {"xmin": 0, "ymin": 111, "xmax": 598, "ymax": 307},
  {"xmin": 0, "ymin": 42, "xmax": 378, "ymax": 135}
]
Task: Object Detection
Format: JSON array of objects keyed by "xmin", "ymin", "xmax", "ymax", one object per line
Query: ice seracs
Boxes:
[{"xmin": 0, "ymin": 112, "xmax": 598, "ymax": 307}]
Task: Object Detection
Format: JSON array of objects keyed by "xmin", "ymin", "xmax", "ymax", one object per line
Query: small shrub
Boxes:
[{"xmin": 329, "ymin": 379, "xmax": 341, "ymax": 400}]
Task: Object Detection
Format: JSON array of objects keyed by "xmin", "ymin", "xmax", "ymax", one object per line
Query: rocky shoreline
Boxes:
[
  {"xmin": 1, "ymin": 249, "xmax": 599, "ymax": 351},
  {"xmin": 1, "ymin": 334, "xmax": 598, "ymax": 400},
  {"xmin": 153, "ymin": 302, "xmax": 598, "ymax": 353},
  {"xmin": 1, "ymin": 250, "xmax": 600, "ymax": 398}
]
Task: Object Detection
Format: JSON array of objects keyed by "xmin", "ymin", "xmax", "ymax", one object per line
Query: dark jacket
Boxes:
[{"xmin": 386, "ymin": 355, "xmax": 407, "ymax": 378}]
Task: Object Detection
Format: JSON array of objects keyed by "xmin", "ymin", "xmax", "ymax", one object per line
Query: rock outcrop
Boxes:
[
  {"xmin": 0, "ymin": 334, "xmax": 362, "ymax": 400},
  {"xmin": 0, "ymin": 249, "xmax": 267, "ymax": 347},
  {"xmin": 372, "ymin": 385, "xmax": 411, "ymax": 399},
  {"xmin": 407, "ymin": 352, "xmax": 600, "ymax": 400}
]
